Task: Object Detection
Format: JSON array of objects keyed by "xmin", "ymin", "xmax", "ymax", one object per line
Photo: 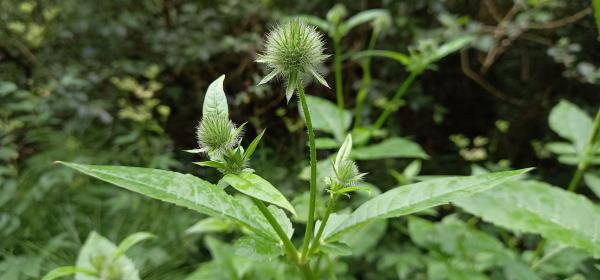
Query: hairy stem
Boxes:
[
  {"xmin": 334, "ymin": 37, "xmax": 344, "ymax": 116},
  {"xmin": 567, "ymin": 108, "xmax": 600, "ymax": 192},
  {"xmin": 252, "ymin": 198, "xmax": 314, "ymax": 279},
  {"xmin": 354, "ymin": 31, "xmax": 379, "ymax": 128},
  {"xmin": 308, "ymin": 194, "xmax": 338, "ymax": 256},
  {"xmin": 373, "ymin": 71, "xmax": 419, "ymax": 130},
  {"xmin": 297, "ymin": 79, "xmax": 318, "ymax": 263}
]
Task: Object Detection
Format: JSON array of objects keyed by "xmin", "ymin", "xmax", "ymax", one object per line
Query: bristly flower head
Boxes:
[
  {"xmin": 196, "ymin": 114, "xmax": 241, "ymax": 158},
  {"xmin": 257, "ymin": 20, "xmax": 329, "ymax": 102}
]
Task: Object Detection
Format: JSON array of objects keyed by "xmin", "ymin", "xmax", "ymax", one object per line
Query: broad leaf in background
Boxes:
[
  {"xmin": 58, "ymin": 162, "xmax": 277, "ymax": 241},
  {"xmin": 202, "ymin": 75, "xmax": 228, "ymax": 118},
  {"xmin": 185, "ymin": 217, "xmax": 237, "ymax": 235},
  {"xmin": 351, "ymin": 137, "xmax": 429, "ymax": 160},
  {"xmin": 302, "ymin": 95, "xmax": 352, "ymax": 142},
  {"xmin": 455, "ymin": 180, "xmax": 600, "ymax": 258},
  {"xmin": 75, "ymin": 232, "xmax": 140, "ymax": 280},
  {"xmin": 548, "ymin": 100, "xmax": 592, "ymax": 154},
  {"xmin": 222, "ymin": 172, "xmax": 296, "ymax": 216},
  {"xmin": 584, "ymin": 172, "xmax": 600, "ymax": 199},
  {"xmin": 323, "ymin": 168, "xmax": 532, "ymax": 241},
  {"xmin": 234, "ymin": 236, "xmax": 283, "ymax": 261}
]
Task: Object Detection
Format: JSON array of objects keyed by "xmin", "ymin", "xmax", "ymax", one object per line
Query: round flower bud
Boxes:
[
  {"xmin": 256, "ymin": 20, "xmax": 329, "ymax": 97},
  {"xmin": 196, "ymin": 114, "xmax": 240, "ymax": 156}
]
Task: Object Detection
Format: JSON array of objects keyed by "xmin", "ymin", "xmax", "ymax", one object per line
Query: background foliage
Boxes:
[{"xmin": 1, "ymin": 0, "xmax": 599, "ymax": 279}]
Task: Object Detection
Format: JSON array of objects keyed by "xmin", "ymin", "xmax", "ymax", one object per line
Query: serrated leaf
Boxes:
[
  {"xmin": 268, "ymin": 205, "xmax": 294, "ymax": 238},
  {"xmin": 351, "ymin": 137, "xmax": 429, "ymax": 160},
  {"xmin": 549, "ymin": 100, "xmax": 592, "ymax": 154},
  {"xmin": 203, "ymin": 75, "xmax": 228, "ymax": 118},
  {"xmin": 58, "ymin": 162, "xmax": 277, "ymax": 241},
  {"xmin": 222, "ymin": 172, "xmax": 296, "ymax": 216},
  {"xmin": 75, "ymin": 232, "xmax": 140, "ymax": 280},
  {"xmin": 323, "ymin": 168, "xmax": 532, "ymax": 241},
  {"xmin": 42, "ymin": 267, "xmax": 96, "ymax": 280},
  {"xmin": 302, "ymin": 95, "xmax": 352, "ymax": 141},
  {"xmin": 455, "ymin": 180, "xmax": 600, "ymax": 258}
]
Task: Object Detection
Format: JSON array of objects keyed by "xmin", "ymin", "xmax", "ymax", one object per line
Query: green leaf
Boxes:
[
  {"xmin": 353, "ymin": 50, "xmax": 410, "ymax": 65},
  {"xmin": 222, "ymin": 172, "xmax": 296, "ymax": 216},
  {"xmin": 303, "ymin": 95, "xmax": 352, "ymax": 141},
  {"xmin": 315, "ymin": 137, "xmax": 340, "ymax": 149},
  {"xmin": 340, "ymin": 9, "xmax": 389, "ymax": 36},
  {"xmin": 323, "ymin": 168, "xmax": 532, "ymax": 241},
  {"xmin": 205, "ymin": 236, "xmax": 251, "ymax": 279},
  {"xmin": 335, "ymin": 134, "xmax": 352, "ymax": 171},
  {"xmin": 203, "ymin": 75, "xmax": 228, "ymax": 118},
  {"xmin": 432, "ymin": 36, "xmax": 474, "ymax": 62},
  {"xmin": 193, "ymin": 161, "xmax": 227, "ymax": 169},
  {"xmin": 243, "ymin": 129, "xmax": 265, "ymax": 160},
  {"xmin": 185, "ymin": 217, "xmax": 237, "ymax": 235},
  {"xmin": 545, "ymin": 142, "xmax": 576, "ymax": 155},
  {"xmin": 268, "ymin": 205, "xmax": 294, "ymax": 238},
  {"xmin": 584, "ymin": 172, "xmax": 600, "ymax": 199},
  {"xmin": 75, "ymin": 232, "xmax": 140, "ymax": 280},
  {"xmin": 42, "ymin": 267, "xmax": 96, "ymax": 280},
  {"xmin": 294, "ymin": 15, "xmax": 332, "ymax": 35},
  {"xmin": 58, "ymin": 162, "xmax": 277, "ymax": 241},
  {"xmin": 455, "ymin": 180, "xmax": 600, "ymax": 258},
  {"xmin": 549, "ymin": 100, "xmax": 592, "ymax": 154},
  {"xmin": 351, "ymin": 137, "xmax": 429, "ymax": 160},
  {"xmin": 320, "ymin": 242, "xmax": 352, "ymax": 256},
  {"xmin": 234, "ymin": 236, "xmax": 283, "ymax": 261},
  {"xmin": 112, "ymin": 232, "xmax": 154, "ymax": 261}
]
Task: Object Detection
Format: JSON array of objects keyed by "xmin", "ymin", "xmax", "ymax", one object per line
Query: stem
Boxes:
[
  {"xmin": 308, "ymin": 194, "xmax": 338, "ymax": 256},
  {"xmin": 297, "ymin": 79, "xmax": 318, "ymax": 263},
  {"xmin": 253, "ymin": 198, "xmax": 314, "ymax": 279},
  {"xmin": 334, "ymin": 37, "xmax": 344, "ymax": 116},
  {"xmin": 531, "ymin": 245, "xmax": 568, "ymax": 270},
  {"xmin": 373, "ymin": 71, "xmax": 419, "ymax": 130},
  {"xmin": 567, "ymin": 108, "xmax": 600, "ymax": 192},
  {"xmin": 354, "ymin": 31, "xmax": 379, "ymax": 128}
]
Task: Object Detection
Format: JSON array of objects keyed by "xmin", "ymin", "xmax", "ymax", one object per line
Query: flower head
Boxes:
[
  {"xmin": 196, "ymin": 114, "xmax": 241, "ymax": 157},
  {"xmin": 257, "ymin": 20, "xmax": 329, "ymax": 101},
  {"xmin": 333, "ymin": 159, "xmax": 365, "ymax": 186}
]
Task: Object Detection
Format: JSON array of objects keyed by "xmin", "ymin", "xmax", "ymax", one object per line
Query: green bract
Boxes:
[
  {"xmin": 257, "ymin": 20, "xmax": 329, "ymax": 101},
  {"xmin": 196, "ymin": 114, "xmax": 240, "ymax": 157}
]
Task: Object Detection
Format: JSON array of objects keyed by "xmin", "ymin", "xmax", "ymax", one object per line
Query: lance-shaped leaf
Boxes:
[
  {"xmin": 340, "ymin": 9, "xmax": 389, "ymax": 36},
  {"xmin": 112, "ymin": 232, "xmax": 154, "ymax": 261},
  {"xmin": 42, "ymin": 267, "xmax": 96, "ymax": 280},
  {"xmin": 203, "ymin": 75, "xmax": 229, "ymax": 118},
  {"xmin": 222, "ymin": 172, "xmax": 296, "ymax": 216},
  {"xmin": 351, "ymin": 137, "xmax": 429, "ymax": 160},
  {"xmin": 57, "ymin": 162, "xmax": 277, "ymax": 241},
  {"xmin": 323, "ymin": 168, "xmax": 532, "ymax": 241},
  {"xmin": 455, "ymin": 180, "xmax": 600, "ymax": 258}
]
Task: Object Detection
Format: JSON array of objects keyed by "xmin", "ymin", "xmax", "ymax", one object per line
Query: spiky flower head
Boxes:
[
  {"xmin": 257, "ymin": 20, "xmax": 329, "ymax": 101},
  {"xmin": 196, "ymin": 114, "xmax": 241, "ymax": 158},
  {"xmin": 333, "ymin": 159, "xmax": 365, "ymax": 186}
]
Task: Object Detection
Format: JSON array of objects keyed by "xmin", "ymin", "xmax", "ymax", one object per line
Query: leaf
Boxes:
[
  {"xmin": 315, "ymin": 137, "xmax": 340, "ymax": 149},
  {"xmin": 584, "ymin": 172, "xmax": 600, "ymax": 199},
  {"xmin": 243, "ymin": 129, "xmax": 265, "ymax": 160},
  {"xmin": 205, "ymin": 236, "xmax": 251, "ymax": 279},
  {"xmin": 594, "ymin": 0, "xmax": 600, "ymax": 39},
  {"xmin": 112, "ymin": 232, "xmax": 154, "ymax": 261},
  {"xmin": 58, "ymin": 162, "xmax": 277, "ymax": 241},
  {"xmin": 432, "ymin": 36, "xmax": 474, "ymax": 62},
  {"xmin": 42, "ymin": 267, "xmax": 96, "ymax": 280},
  {"xmin": 351, "ymin": 137, "xmax": 429, "ymax": 160},
  {"xmin": 234, "ymin": 236, "xmax": 283, "ymax": 261},
  {"xmin": 545, "ymin": 142, "xmax": 576, "ymax": 155},
  {"xmin": 455, "ymin": 180, "xmax": 600, "ymax": 258},
  {"xmin": 185, "ymin": 217, "xmax": 237, "ymax": 235},
  {"xmin": 341, "ymin": 9, "xmax": 389, "ymax": 36},
  {"xmin": 323, "ymin": 168, "xmax": 532, "ymax": 241},
  {"xmin": 353, "ymin": 50, "xmax": 410, "ymax": 65},
  {"xmin": 75, "ymin": 232, "xmax": 140, "ymax": 280},
  {"xmin": 549, "ymin": 100, "xmax": 592, "ymax": 154},
  {"xmin": 302, "ymin": 95, "xmax": 352, "ymax": 141},
  {"xmin": 222, "ymin": 172, "xmax": 296, "ymax": 216},
  {"xmin": 320, "ymin": 242, "xmax": 352, "ymax": 256},
  {"xmin": 268, "ymin": 205, "xmax": 294, "ymax": 238},
  {"xmin": 203, "ymin": 75, "xmax": 228, "ymax": 118},
  {"xmin": 335, "ymin": 134, "xmax": 352, "ymax": 171},
  {"xmin": 294, "ymin": 15, "xmax": 332, "ymax": 35}
]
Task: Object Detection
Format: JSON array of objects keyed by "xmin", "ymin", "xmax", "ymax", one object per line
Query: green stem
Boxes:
[
  {"xmin": 253, "ymin": 198, "xmax": 314, "ymax": 279},
  {"xmin": 531, "ymin": 245, "xmax": 568, "ymax": 270},
  {"xmin": 373, "ymin": 71, "xmax": 419, "ymax": 130},
  {"xmin": 567, "ymin": 108, "xmax": 600, "ymax": 192},
  {"xmin": 334, "ymin": 37, "xmax": 344, "ymax": 116},
  {"xmin": 297, "ymin": 79, "xmax": 318, "ymax": 263},
  {"xmin": 308, "ymin": 194, "xmax": 338, "ymax": 256},
  {"xmin": 354, "ymin": 31, "xmax": 379, "ymax": 128}
]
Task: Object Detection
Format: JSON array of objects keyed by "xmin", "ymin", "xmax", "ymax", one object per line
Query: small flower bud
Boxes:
[{"xmin": 196, "ymin": 114, "xmax": 241, "ymax": 157}]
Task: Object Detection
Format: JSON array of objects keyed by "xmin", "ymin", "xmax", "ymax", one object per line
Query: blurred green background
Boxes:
[{"xmin": 1, "ymin": 0, "xmax": 599, "ymax": 279}]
